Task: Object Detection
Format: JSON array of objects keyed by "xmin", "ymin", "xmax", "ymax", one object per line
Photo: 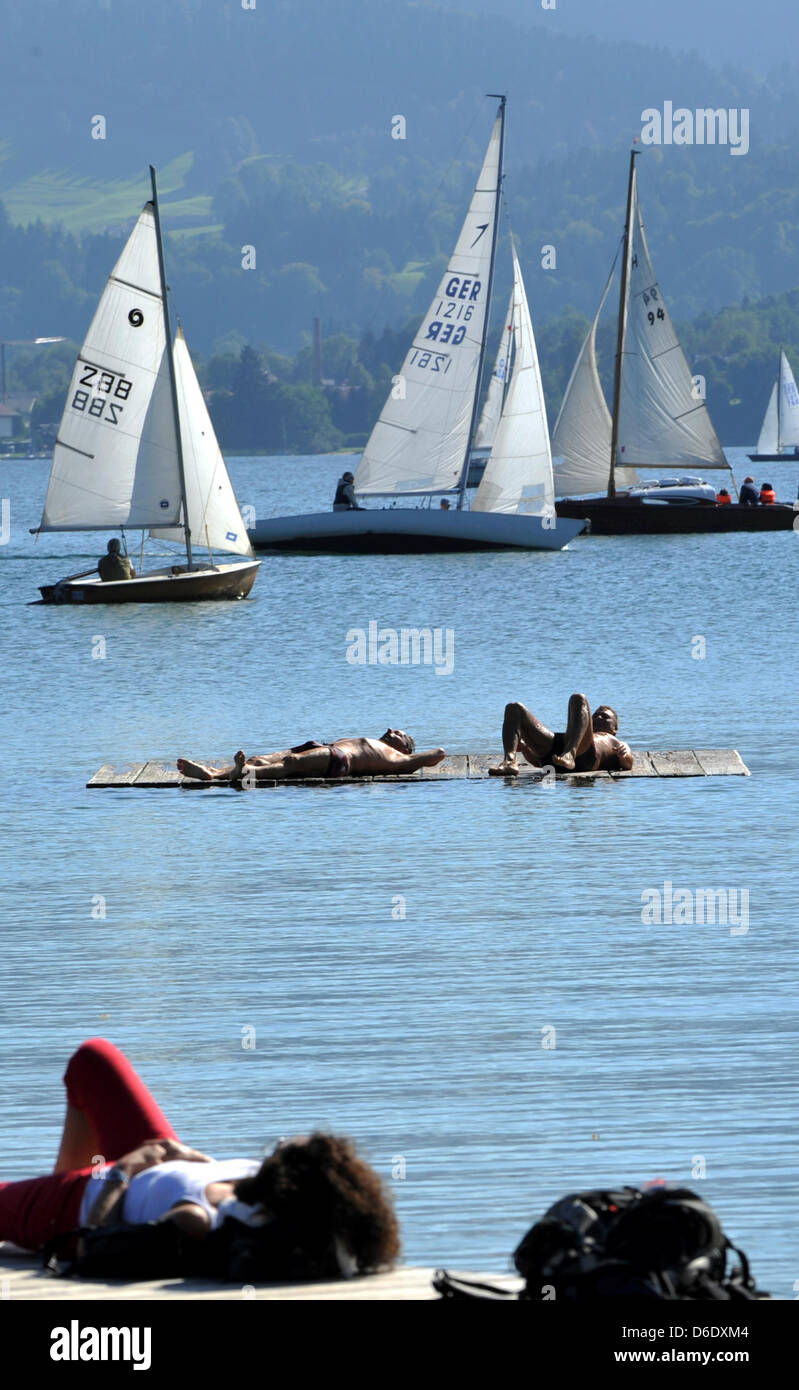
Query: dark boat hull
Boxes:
[
  {"xmin": 747, "ymin": 452, "xmax": 799, "ymax": 463},
  {"xmin": 39, "ymin": 560, "xmax": 260, "ymax": 604},
  {"xmin": 555, "ymin": 498, "xmax": 797, "ymax": 535}
]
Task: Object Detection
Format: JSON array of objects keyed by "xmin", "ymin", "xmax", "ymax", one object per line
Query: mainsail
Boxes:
[
  {"xmin": 552, "ymin": 261, "xmax": 638, "ymax": 495},
  {"xmin": 39, "ymin": 203, "xmax": 182, "ymax": 531},
  {"xmin": 615, "ymin": 166, "xmax": 728, "ymax": 472},
  {"xmin": 354, "ymin": 107, "xmax": 503, "ymax": 496},
  {"xmin": 777, "ymin": 351, "xmax": 799, "ymax": 448},
  {"xmin": 472, "ymin": 246, "xmax": 554, "ymax": 515},
  {"xmin": 150, "ymin": 327, "xmax": 254, "ymax": 557},
  {"xmin": 756, "ymin": 383, "xmax": 778, "ymax": 456},
  {"xmin": 473, "ymin": 291, "xmax": 514, "ymax": 450}
]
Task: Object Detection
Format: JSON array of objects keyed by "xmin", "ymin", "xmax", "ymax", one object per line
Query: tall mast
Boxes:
[
  {"xmin": 457, "ymin": 94, "xmax": 506, "ymax": 511},
  {"xmin": 150, "ymin": 165, "xmax": 192, "ymax": 568},
  {"xmin": 608, "ymin": 147, "xmax": 638, "ymax": 499}
]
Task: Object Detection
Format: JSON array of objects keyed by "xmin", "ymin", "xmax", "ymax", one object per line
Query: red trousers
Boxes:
[{"xmin": 0, "ymin": 1039, "xmax": 178, "ymax": 1250}]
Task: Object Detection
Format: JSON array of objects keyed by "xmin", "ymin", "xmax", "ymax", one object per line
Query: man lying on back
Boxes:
[
  {"xmin": 490, "ymin": 694, "xmax": 634, "ymax": 776},
  {"xmin": 177, "ymin": 730, "xmax": 446, "ymax": 783}
]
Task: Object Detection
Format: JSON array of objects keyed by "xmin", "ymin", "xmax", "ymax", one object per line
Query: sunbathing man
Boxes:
[
  {"xmin": 489, "ymin": 695, "xmax": 634, "ymax": 776},
  {"xmin": 177, "ymin": 729, "xmax": 446, "ymax": 783}
]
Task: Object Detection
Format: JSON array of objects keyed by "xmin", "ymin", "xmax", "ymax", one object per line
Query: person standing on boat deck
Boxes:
[
  {"xmin": 490, "ymin": 695, "xmax": 634, "ymax": 776},
  {"xmin": 177, "ymin": 730, "xmax": 446, "ymax": 783},
  {"xmin": 0, "ymin": 1039, "xmax": 400, "ymax": 1280},
  {"xmin": 98, "ymin": 537, "xmax": 136, "ymax": 581},
  {"xmin": 333, "ymin": 470, "xmax": 364, "ymax": 511},
  {"xmin": 739, "ymin": 476, "xmax": 759, "ymax": 506}
]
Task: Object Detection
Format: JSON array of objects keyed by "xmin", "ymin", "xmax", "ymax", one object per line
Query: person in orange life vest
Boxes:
[
  {"xmin": 716, "ymin": 488, "xmax": 731, "ymax": 505},
  {"xmin": 759, "ymin": 482, "xmax": 776, "ymax": 505}
]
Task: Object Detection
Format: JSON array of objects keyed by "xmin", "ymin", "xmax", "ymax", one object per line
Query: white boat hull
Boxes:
[{"xmin": 248, "ymin": 509, "xmax": 585, "ymax": 552}]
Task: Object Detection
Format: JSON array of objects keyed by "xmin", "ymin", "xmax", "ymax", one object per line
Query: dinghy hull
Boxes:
[
  {"xmin": 39, "ymin": 559, "xmax": 260, "ymax": 604},
  {"xmin": 555, "ymin": 498, "xmax": 797, "ymax": 535},
  {"xmin": 248, "ymin": 509, "xmax": 585, "ymax": 552}
]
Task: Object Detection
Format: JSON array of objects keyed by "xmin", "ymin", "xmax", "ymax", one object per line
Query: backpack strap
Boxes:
[{"xmin": 433, "ymin": 1269, "xmax": 519, "ymax": 1300}]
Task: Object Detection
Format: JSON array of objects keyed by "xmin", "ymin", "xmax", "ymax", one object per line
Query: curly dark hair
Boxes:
[{"xmin": 231, "ymin": 1132, "xmax": 400, "ymax": 1281}]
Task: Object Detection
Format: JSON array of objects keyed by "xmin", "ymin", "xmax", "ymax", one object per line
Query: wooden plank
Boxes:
[
  {"xmin": 86, "ymin": 763, "xmax": 116, "ymax": 786},
  {"xmin": 136, "ymin": 761, "xmax": 181, "ymax": 787},
  {"xmin": 649, "ymin": 750, "xmax": 704, "ymax": 777},
  {"xmin": 86, "ymin": 762, "xmax": 148, "ymax": 787},
  {"xmin": 619, "ymin": 751, "xmax": 658, "ymax": 777},
  {"xmin": 87, "ymin": 750, "xmax": 747, "ymax": 788},
  {"xmin": 0, "ymin": 1247, "xmax": 519, "ymax": 1301},
  {"xmin": 693, "ymin": 749, "xmax": 750, "ymax": 777}
]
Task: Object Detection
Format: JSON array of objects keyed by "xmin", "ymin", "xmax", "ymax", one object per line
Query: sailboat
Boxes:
[
  {"xmin": 748, "ymin": 350, "xmax": 799, "ymax": 462},
  {"xmin": 34, "ymin": 169, "xmax": 260, "ymax": 602},
  {"xmin": 248, "ymin": 99, "xmax": 584, "ymax": 553},
  {"xmin": 554, "ymin": 151, "xmax": 795, "ymax": 534}
]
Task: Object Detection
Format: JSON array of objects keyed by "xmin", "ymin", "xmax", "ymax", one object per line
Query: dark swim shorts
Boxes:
[
  {"xmin": 289, "ymin": 740, "xmax": 350, "ymax": 777},
  {"xmin": 551, "ymin": 732, "xmax": 600, "ymax": 773}
]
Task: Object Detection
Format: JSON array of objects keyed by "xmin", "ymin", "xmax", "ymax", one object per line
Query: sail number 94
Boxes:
[{"xmin": 70, "ymin": 363, "xmax": 132, "ymax": 424}]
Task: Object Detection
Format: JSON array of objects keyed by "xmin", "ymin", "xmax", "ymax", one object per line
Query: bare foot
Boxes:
[
  {"xmin": 177, "ymin": 757, "xmax": 217, "ymax": 781},
  {"xmin": 231, "ymin": 751, "xmax": 247, "ymax": 781},
  {"xmin": 489, "ymin": 759, "xmax": 519, "ymax": 777},
  {"xmin": 550, "ymin": 751, "xmax": 575, "ymax": 772}
]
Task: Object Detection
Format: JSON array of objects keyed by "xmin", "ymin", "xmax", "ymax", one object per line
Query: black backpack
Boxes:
[{"xmin": 434, "ymin": 1185, "xmax": 767, "ymax": 1301}]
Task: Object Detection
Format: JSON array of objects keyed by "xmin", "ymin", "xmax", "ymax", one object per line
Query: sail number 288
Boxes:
[{"xmin": 70, "ymin": 363, "xmax": 132, "ymax": 425}]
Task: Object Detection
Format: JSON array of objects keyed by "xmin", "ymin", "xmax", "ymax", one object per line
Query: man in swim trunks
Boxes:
[
  {"xmin": 489, "ymin": 694, "xmax": 634, "ymax": 776},
  {"xmin": 176, "ymin": 729, "xmax": 447, "ymax": 783}
]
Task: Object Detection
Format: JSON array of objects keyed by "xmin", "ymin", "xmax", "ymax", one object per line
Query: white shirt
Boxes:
[{"xmin": 79, "ymin": 1158, "xmax": 259, "ymax": 1228}]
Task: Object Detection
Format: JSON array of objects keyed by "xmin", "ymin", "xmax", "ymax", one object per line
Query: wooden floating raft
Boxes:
[
  {"xmin": 0, "ymin": 1245, "xmax": 519, "ymax": 1300},
  {"xmin": 87, "ymin": 750, "xmax": 749, "ymax": 789}
]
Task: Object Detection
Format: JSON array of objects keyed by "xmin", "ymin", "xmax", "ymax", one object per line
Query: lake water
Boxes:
[{"xmin": 1, "ymin": 451, "xmax": 798, "ymax": 1293}]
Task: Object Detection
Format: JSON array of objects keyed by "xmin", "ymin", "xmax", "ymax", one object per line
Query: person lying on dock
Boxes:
[
  {"xmin": 489, "ymin": 694, "xmax": 634, "ymax": 776},
  {"xmin": 177, "ymin": 730, "xmax": 447, "ymax": 783},
  {"xmin": 0, "ymin": 1039, "xmax": 400, "ymax": 1283}
]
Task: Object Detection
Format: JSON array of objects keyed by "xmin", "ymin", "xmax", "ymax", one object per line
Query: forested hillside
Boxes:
[
  {"xmin": 3, "ymin": 0, "xmax": 799, "ymax": 354},
  {"xmin": 2, "ymin": 0, "xmax": 799, "ymax": 446}
]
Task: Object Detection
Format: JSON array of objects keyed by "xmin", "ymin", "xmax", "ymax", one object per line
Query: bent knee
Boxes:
[
  {"xmin": 505, "ymin": 701, "xmax": 526, "ymax": 717},
  {"xmin": 569, "ymin": 692, "xmax": 589, "ymax": 707}
]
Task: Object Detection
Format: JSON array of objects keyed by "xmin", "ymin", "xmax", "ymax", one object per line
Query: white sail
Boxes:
[
  {"xmin": 615, "ymin": 167, "xmax": 729, "ymax": 472},
  {"xmin": 472, "ymin": 247, "xmax": 554, "ymax": 515},
  {"xmin": 756, "ymin": 382, "xmax": 778, "ymax": 455},
  {"xmin": 552, "ymin": 263, "xmax": 638, "ymax": 495},
  {"xmin": 473, "ymin": 292, "xmax": 514, "ymax": 450},
  {"xmin": 150, "ymin": 328, "xmax": 254, "ymax": 557},
  {"xmin": 39, "ymin": 203, "xmax": 183, "ymax": 531},
  {"xmin": 354, "ymin": 109, "xmax": 503, "ymax": 496},
  {"xmin": 778, "ymin": 350, "xmax": 799, "ymax": 449}
]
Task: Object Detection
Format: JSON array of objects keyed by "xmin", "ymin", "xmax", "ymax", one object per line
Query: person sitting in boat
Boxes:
[
  {"xmin": 0, "ymin": 1039, "xmax": 399, "ymax": 1282},
  {"xmin": 98, "ymin": 537, "xmax": 136, "ymax": 581},
  {"xmin": 716, "ymin": 488, "xmax": 731, "ymax": 505},
  {"xmin": 177, "ymin": 731, "xmax": 446, "ymax": 784},
  {"xmin": 739, "ymin": 476, "xmax": 759, "ymax": 506},
  {"xmin": 759, "ymin": 481, "xmax": 776, "ymax": 505},
  {"xmin": 440, "ymin": 498, "xmax": 451, "ymax": 510},
  {"xmin": 333, "ymin": 471, "xmax": 364, "ymax": 511},
  {"xmin": 489, "ymin": 694, "xmax": 634, "ymax": 777}
]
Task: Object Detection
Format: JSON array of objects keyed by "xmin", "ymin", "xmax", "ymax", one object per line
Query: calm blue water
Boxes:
[{"xmin": 1, "ymin": 451, "xmax": 798, "ymax": 1292}]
